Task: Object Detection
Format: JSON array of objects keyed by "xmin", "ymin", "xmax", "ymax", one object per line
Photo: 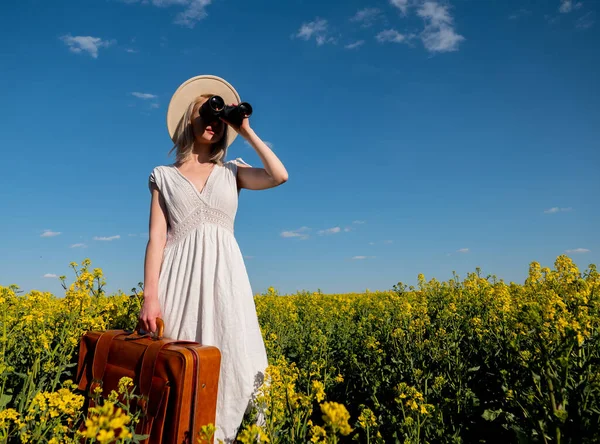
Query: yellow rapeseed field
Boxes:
[{"xmin": 0, "ymin": 255, "xmax": 598, "ymax": 443}]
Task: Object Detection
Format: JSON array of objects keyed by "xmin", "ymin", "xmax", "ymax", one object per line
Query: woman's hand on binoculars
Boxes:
[{"xmin": 220, "ymin": 103, "xmax": 252, "ymax": 138}]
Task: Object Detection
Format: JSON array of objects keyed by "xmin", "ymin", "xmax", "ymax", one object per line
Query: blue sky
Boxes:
[{"xmin": 1, "ymin": 0, "xmax": 598, "ymax": 297}]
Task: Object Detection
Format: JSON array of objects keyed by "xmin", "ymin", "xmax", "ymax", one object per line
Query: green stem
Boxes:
[
  {"xmin": 545, "ymin": 367, "xmax": 561, "ymax": 444},
  {"xmin": 0, "ymin": 307, "xmax": 7, "ymax": 403}
]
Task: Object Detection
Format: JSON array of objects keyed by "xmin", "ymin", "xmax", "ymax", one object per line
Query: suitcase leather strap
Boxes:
[
  {"xmin": 89, "ymin": 330, "xmax": 198, "ymax": 416},
  {"xmin": 89, "ymin": 330, "xmax": 130, "ymax": 396},
  {"xmin": 137, "ymin": 339, "xmax": 197, "ymax": 413}
]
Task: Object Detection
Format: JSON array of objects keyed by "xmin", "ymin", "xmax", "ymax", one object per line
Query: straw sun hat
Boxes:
[{"xmin": 166, "ymin": 74, "xmax": 243, "ymax": 148}]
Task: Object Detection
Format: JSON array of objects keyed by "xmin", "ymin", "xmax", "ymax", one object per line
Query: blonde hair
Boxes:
[{"xmin": 168, "ymin": 94, "xmax": 229, "ymax": 165}]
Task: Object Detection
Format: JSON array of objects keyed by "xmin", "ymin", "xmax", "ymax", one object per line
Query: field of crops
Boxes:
[{"xmin": 0, "ymin": 255, "xmax": 598, "ymax": 443}]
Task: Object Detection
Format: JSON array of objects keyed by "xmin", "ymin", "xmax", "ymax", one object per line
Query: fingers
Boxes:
[{"xmin": 148, "ymin": 318, "xmax": 157, "ymax": 334}]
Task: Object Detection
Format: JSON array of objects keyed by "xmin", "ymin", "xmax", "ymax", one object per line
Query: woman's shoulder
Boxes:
[
  {"xmin": 148, "ymin": 164, "xmax": 176, "ymax": 187},
  {"xmin": 223, "ymin": 157, "xmax": 252, "ymax": 168},
  {"xmin": 150, "ymin": 163, "xmax": 176, "ymax": 175}
]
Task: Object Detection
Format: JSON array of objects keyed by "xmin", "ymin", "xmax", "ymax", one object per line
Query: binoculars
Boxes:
[{"xmin": 199, "ymin": 95, "xmax": 253, "ymax": 127}]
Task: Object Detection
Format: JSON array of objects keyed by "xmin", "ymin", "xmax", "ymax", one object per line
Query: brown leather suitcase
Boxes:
[{"xmin": 76, "ymin": 318, "xmax": 221, "ymax": 444}]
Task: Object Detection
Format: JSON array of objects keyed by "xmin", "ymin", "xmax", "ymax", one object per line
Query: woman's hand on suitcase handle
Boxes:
[{"xmin": 140, "ymin": 295, "xmax": 163, "ymax": 335}]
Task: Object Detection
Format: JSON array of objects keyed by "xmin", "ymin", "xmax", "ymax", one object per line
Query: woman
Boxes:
[{"xmin": 140, "ymin": 75, "xmax": 288, "ymax": 442}]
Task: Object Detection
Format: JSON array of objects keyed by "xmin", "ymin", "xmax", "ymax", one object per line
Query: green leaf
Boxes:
[
  {"xmin": 0, "ymin": 393, "xmax": 12, "ymax": 409},
  {"xmin": 482, "ymin": 408, "xmax": 503, "ymax": 422}
]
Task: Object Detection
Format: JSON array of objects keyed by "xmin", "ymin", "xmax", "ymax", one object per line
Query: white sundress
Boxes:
[{"xmin": 148, "ymin": 158, "xmax": 269, "ymax": 443}]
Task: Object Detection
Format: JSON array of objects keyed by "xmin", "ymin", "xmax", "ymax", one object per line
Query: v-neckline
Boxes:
[{"xmin": 172, "ymin": 163, "xmax": 219, "ymax": 198}]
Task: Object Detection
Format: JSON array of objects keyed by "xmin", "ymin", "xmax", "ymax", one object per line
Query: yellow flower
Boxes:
[
  {"xmin": 198, "ymin": 423, "xmax": 218, "ymax": 443},
  {"xmin": 358, "ymin": 408, "xmax": 377, "ymax": 429},
  {"xmin": 0, "ymin": 408, "xmax": 23, "ymax": 428},
  {"xmin": 81, "ymin": 400, "xmax": 132, "ymax": 441},
  {"xmin": 310, "ymin": 425, "xmax": 327, "ymax": 443},
  {"xmin": 311, "ymin": 380, "xmax": 326, "ymax": 402},
  {"xmin": 237, "ymin": 424, "xmax": 269, "ymax": 443},
  {"xmin": 96, "ymin": 429, "xmax": 116, "ymax": 444},
  {"xmin": 0, "ymin": 408, "xmax": 20, "ymax": 421},
  {"xmin": 420, "ymin": 404, "xmax": 434, "ymax": 415},
  {"xmin": 406, "ymin": 399, "xmax": 418, "ymax": 411},
  {"xmin": 118, "ymin": 376, "xmax": 134, "ymax": 394},
  {"xmin": 433, "ymin": 375, "xmax": 445, "ymax": 391},
  {"xmin": 320, "ymin": 401, "xmax": 353, "ymax": 436}
]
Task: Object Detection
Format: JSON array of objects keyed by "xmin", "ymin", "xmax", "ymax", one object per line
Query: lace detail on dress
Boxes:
[{"xmin": 166, "ymin": 204, "xmax": 234, "ymax": 248}]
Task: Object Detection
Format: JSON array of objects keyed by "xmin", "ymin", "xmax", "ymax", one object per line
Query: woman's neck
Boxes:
[{"xmin": 190, "ymin": 142, "xmax": 213, "ymax": 164}]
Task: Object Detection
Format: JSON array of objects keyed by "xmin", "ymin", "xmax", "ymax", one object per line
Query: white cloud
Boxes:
[
  {"xmin": 565, "ymin": 248, "xmax": 590, "ymax": 254},
  {"xmin": 384, "ymin": 240, "xmax": 394, "ymax": 244},
  {"xmin": 509, "ymin": 9, "xmax": 531, "ymax": 20},
  {"xmin": 457, "ymin": 248, "xmax": 469, "ymax": 253},
  {"xmin": 174, "ymin": 0, "xmax": 211, "ymax": 27},
  {"xmin": 281, "ymin": 227, "xmax": 310, "ymax": 240},
  {"xmin": 350, "ymin": 8, "xmax": 382, "ymax": 27},
  {"xmin": 421, "ymin": 26, "xmax": 464, "ymax": 52},
  {"xmin": 344, "ymin": 227, "xmax": 352, "ymax": 232},
  {"xmin": 245, "ymin": 140, "xmax": 274, "ymax": 149},
  {"xmin": 70, "ymin": 243, "xmax": 87, "ymax": 248},
  {"xmin": 93, "ymin": 235, "xmax": 121, "ymax": 241},
  {"xmin": 296, "ymin": 18, "xmax": 327, "ymax": 40},
  {"xmin": 418, "ymin": 1, "xmax": 452, "ymax": 26},
  {"xmin": 131, "ymin": 92, "xmax": 159, "ymax": 110},
  {"xmin": 377, "ymin": 29, "xmax": 407, "ymax": 43},
  {"xmin": 125, "ymin": 48, "xmax": 138, "ymax": 53},
  {"xmin": 123, "ymin": 0, "xmax": 212, "ymax": 28},
  {"xmin": 345, "ymin": 40, "xmax": 365, "ymax": 49},
  {"xmin": 559, "ymin": 0, "xmax": 582, "ymax": 14},
  {"xmin": 576, "ymin": 11, "xmax": 595, "ymax": 29},
  {"xmin": 417, "ymin": 1, "xmax": 464, "ymax": 53},
  {"xmin": 390, "ymin": 0, "xmax": 409, "ymax": 15},
  {"xmin": 352, "ymin": 255, "xmax": 376, "ymax": 260},
  {"xmin": 131, "ymin": 92, "xmax": 158, "ymax": 100},
  {"xmin": 544, "ymin": 207, "xmax": 573, "ymax": 214},
  {"xmin": 43, "ymin": 274, "xmax": 58, "ymax": 278},
  {"xmin": 295, "ymin": 18, "xmax": 334, "ymax": 45},
  {"xmin": 60, "ymin": 35, "xmax": 115, "ymax": 58},
  {"xmin": 353, "ymin": 220, "xmax": 366, "ymax": 225},
  {"xmin": 41, "ymin": 230, "xmax": 61, "ymax": 237},
  {"xmin": 318, "ymin": 227, "xmax": 341, "ymax": 235}
]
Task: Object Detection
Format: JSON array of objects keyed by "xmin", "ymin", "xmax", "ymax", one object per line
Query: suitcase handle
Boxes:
[{"xmin": 125, "ymin": 317, "xmax": 165, "ymax": 341}]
